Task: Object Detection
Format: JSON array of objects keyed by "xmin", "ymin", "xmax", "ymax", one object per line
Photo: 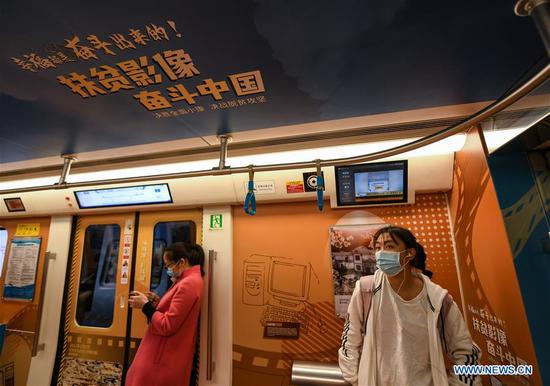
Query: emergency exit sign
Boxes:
[{"xmin": 209, "ymin": 214, "xmax": 223, "ymax": 230}]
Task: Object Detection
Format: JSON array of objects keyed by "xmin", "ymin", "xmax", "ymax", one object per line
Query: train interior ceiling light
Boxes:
[{"xmin": 0, "ymin": 127, "xmax": 533, "ymax": 192}]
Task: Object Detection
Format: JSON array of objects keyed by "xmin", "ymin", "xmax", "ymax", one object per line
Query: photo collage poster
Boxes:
[{"xmin": 330, "ymin": 223, "xmax": 386, "ymax": 318}]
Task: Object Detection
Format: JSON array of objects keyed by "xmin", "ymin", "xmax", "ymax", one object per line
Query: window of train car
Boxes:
[
  {"xmin": 0, "ymin": 228, "xmax": 6, "ymax": 280},
  {"xmin": 76, "ymin": 224, "xmax": 120, "ymax": 328},
  {"xmin": 100, "ymin": 241, "xmax": 120, "ymax": 285},
  {"xmin": 150, "ymin": 221, "xmax": 196, "ymax": 297}
]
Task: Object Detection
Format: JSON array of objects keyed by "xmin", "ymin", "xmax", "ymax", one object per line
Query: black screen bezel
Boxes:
[
  {"xmin": 335, "ymin": 160, "xmax": 408, "ymax": 207},
  {"xmin": 74, "ymin": 183, "xmax": 173, "ymax": 209}
]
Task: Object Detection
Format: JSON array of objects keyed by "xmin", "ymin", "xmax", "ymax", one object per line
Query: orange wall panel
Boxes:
[
  {"xmin": 233, "ymin": 193, "xmax": 460, "ymax": 386},
  {"xmin": 448, "ymin": 127, "xmax": 541, "ymax": 385}
]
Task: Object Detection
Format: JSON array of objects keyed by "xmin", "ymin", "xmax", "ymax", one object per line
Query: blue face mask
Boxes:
[
  {"xmin": 166, "ymin": 263, "xmax": 181, "ymax": 278},
  {"xmin": 375, "ymin": 250, "xmax": 408, "ymax": 276}
]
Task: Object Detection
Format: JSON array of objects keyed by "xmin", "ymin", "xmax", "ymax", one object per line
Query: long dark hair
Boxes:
[
  {"xmin": 373, "ymin": 225, "xmax": 433, "ymax": 279},
  {"xmin": 164, "ymin": 242, "xmax": 205, "ymax": 276}
]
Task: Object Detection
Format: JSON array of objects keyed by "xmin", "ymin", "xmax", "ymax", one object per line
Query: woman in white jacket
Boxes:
[{"xmin": 339, "ymin": 226, "xmax": 481, "ymax": 386}]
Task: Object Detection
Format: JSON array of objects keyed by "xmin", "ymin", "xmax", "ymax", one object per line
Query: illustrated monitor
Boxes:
[
  {"xmin": 268, "ymin": 261, "xmax": 310, "ymax": 302},
  {"xmin": 74, "ymin": 183, "xmax": 173, "ymax": 209},
  {"xmin": 335, "ymin": 160, "xmax": 408, "ymax": 206}
]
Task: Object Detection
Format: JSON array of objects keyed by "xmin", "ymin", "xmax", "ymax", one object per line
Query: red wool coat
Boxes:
[{"xmin": 126, "ymin": 265, "xmax": 203, "ymax": 386}]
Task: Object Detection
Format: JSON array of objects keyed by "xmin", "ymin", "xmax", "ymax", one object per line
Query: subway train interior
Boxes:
[{"xmin": 1, "ymin": 1, "xmax": 549, "ymax": 386}]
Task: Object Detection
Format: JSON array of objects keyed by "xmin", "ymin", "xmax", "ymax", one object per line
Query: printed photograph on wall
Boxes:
[{"xmin": 330, "ymin": 223, "xmax": 386, "ymax": 317}]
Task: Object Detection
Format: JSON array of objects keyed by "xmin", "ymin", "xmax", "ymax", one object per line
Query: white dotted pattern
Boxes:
[{"xmin": 371, "ymin": 193, "xmax": 461, "ymax": 301}]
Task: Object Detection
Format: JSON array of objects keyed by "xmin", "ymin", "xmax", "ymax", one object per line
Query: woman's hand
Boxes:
[
  {"xmin": 145, "ymin": 291, "xmax": 161, "ymax": 307},
  {"xmin": 129, "ymin": 291, "xmax": 148, "ymax": 309}
]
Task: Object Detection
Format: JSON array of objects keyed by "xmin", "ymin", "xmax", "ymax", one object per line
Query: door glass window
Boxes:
[
  {"xmin": 150, "ymin": 221, "xmax": 196, "ymax": 296},
  {"xmin": 76, "ymin": 224, "xmax": 120, "ymax": 327},
  {"xmin": 100, "ymin": 240, "xmax": 119, "ymax": 285},
  {"xmin": 0, "ymin": 228, "xmax": 7, "ymax": 280}
]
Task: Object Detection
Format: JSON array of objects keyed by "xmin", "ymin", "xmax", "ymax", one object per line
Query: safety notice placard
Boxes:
[
  {"xmin": 243, "ymin": 180, "xmax": 276, "ymax": 195},
  {"xmin": 15, "ymin": 224, "xmax": 40, "ymax": 237},
  {"xmin": 3, "ymin": 237, "xmax": 41, "ymax": 301},
  {"xmin": 286, "ymin": 181, "xmax": 305, "ymax": 194}
]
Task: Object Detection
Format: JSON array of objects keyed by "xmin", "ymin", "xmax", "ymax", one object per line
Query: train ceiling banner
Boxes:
[{"xmin": 0, "ymin": 0, "xmax": 545, "ymax": 163}]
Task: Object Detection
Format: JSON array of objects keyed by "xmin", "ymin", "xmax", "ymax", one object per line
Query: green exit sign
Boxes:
[{"xmin": 209, "ymin": 214, "xmax": 223, "ymax": 230}]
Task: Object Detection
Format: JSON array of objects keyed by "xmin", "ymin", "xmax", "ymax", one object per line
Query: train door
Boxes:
[
  {"xmin": 128, "ymin": 209, "xmax": 202, "ymax": 370},
  {"xmin": 55, "ymin": 213, "xmax": 134, "ymax": 385},
  {"xmin": 55, "ymin": 209, "xmax": 202, "ymax": 386}
]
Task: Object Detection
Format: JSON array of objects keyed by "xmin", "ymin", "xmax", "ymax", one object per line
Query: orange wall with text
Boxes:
[
  {"xmin": 233, "ymin": 193, "xmax": 461, "ymax": 386},
  {"xmin": 448, "ymin": 127, "xmax": 541, "ymax": 385}
]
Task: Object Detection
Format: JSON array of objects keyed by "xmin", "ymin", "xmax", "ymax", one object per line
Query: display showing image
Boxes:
[
  {"xmin": 335, "ymin": 160, "xmax": 408, "ymax": 207},
  {"xmin": 74, "ymin": 184, "xmax": 172, "ymax": 209},
  {"xmin": 330, "ymin": 223, "xmax": 386, "ymax": 318},
  {"xmin": 355, "ymin": 170, "xmax": 404, "ymax": 199}
]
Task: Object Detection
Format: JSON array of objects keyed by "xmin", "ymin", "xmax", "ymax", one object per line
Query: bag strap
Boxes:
[
  {"xmin": 437, "ymin": 293, "xmax": 454, "ymax": 354},
  {"xmin": 359, "ymin": 274, "xmax": 376, "ymax": 335}
]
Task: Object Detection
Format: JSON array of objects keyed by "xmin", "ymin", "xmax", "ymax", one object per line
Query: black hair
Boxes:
[
  {"xmin": 164, "ymin": 242, "xmax": 205, "ymax": 276},
  {"xmin": 372, "ymin": 225, "xmax": 433, "ymax": 279}
]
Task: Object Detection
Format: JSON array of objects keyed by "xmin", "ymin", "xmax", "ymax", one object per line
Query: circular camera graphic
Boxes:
[{"xmin": 307, "ymin": 175, "xmax": 318, "ymax": 189}]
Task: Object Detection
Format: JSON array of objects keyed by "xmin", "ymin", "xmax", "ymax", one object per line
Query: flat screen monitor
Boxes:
[
  {"xmin": 74, "ymin": 183, "xmax": 173, "ymax": 209},
  {"xmin": 335, "ymin": 160, "xmax": 408, "ymax": 206}
]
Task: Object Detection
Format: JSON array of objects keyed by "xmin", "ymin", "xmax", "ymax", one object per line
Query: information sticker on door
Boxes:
[
  {"xmin": 124, "ymin": 234, "xmax": 132, "ymax": 245},
  {"xmin": 124, "ymin": 219, "xmax": 134, "ymax": 235},
  {"xmin": 120, "ymin": 265, "xmax": 129, "ymax": 285}
]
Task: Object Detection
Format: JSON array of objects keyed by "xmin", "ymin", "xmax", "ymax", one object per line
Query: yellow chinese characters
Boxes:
[
  {"xmin": 56, "ymin": 49, "xmax": 198, "ymax": 98},
  {"xmin": 11, "ymin": 20, "xmax": 182, "ymax": 72}
]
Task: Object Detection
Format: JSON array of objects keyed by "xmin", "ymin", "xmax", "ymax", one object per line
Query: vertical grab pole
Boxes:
[
  {"xmin": 217, "ymin": 135, "xmax": 232, "ymax": 170},
  {"xmin": 32, "ymin": 251, "xmax": 56, "ymax": 356},
  {"xmin": 206, "ymin": 250, "xmax": 215, "ymax": 380},
  {"xmin": 57, "ymin": 154, "xmax": 77, "ymax": 186}
]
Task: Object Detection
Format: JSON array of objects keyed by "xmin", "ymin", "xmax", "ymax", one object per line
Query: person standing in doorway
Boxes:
[{"xmin": 126, "ymin": 242, "xmax": 205, "ymax": 386}]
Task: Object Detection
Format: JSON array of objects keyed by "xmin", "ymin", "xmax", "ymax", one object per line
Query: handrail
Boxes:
[
  {"xmin": 1, "ymin": 63, "xmax": 549, "ymax": 196},
  {"xmin": 291, "ymin": 361, "xmax": 350, "ymax": 385},
  {"xmin": 6, "ymin": 328, "xmax": 35, "ymax": 335},
  {"xmin": 206, "ymin": 250, "xmax": 215, "ymax": 380},
  {"xmin": 31, "ymin": 250, "xmax": 55, "ymax": 356}
]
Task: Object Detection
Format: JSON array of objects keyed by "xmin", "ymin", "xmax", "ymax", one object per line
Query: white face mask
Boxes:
[{"xmin": 375, "ymin": 249, "xmax": 408, "ymax": 276}]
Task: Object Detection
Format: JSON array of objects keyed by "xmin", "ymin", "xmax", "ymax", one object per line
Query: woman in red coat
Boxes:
[{"xmin": 126, "ymin": 242, "xmax": 204, "ymax": 386}]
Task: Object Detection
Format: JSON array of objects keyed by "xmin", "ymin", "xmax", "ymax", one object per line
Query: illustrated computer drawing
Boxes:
[
  {"xmin": 267, "ymin": 260, "xmax": 311, "ymax": 309},
  {"xmin": 242, "ymin": 256, "xmax": 268, "ymax": 306},
  {"xmin": 243, "ymin": 255, "xmax": 319, "ymax": 332},
  {"xmin": 243, "ymin": 255, "xmax": 312, "ymax": 308}
]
